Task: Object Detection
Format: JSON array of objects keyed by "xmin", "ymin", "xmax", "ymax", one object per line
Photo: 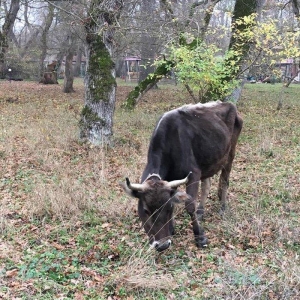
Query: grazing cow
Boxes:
[{"xmin": 120, "ymin": 101, "xmax": 243, "ymax": 251}]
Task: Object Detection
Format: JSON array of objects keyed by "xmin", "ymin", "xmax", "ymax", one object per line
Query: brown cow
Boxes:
[{"xmin": 121, "ymin": 101, "xmax": 243, "ymax": 251}]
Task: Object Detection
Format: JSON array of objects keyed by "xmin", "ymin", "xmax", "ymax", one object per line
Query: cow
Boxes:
[{"xmin": 120, "ymin": 101, "xmax": 243, "ymax": 252}]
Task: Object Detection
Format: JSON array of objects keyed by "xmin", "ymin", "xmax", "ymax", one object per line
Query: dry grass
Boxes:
[
  {"xmin": 0, "ymin": 80, "xmax": 300, "ymax": 299},
  {"xmin": 114, "ymin": 248, "xmax": 180, "ymax": 291}
]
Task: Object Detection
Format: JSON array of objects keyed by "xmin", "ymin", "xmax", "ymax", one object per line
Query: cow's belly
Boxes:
[{"xmin": 198, "ymin": 153, "xmax": 229, "ymax": 180}]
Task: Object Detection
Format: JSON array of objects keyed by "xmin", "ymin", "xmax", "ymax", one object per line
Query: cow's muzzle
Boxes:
[{"xmin": 151, "ymin": 239, "xmax": 171, "ymax": 252}]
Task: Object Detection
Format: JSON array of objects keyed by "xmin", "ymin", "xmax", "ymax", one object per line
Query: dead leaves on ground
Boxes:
[{"xmin": 1, "ymin": 81, "xmax": 300, "ymax": 299}]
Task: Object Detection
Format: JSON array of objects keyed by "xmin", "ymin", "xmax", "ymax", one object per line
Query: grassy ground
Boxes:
[{"xmin": 0, "ymin": 79, "xmax": 299, "ymax": 299}]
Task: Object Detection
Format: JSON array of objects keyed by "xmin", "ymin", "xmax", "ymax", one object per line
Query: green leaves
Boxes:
[
  {"xmin": 153, "ymin": 12, "xmax": 300, "ymax": 103},
  {"xmin": 156, "ymin": 42, "xmax": 239, "ymax": 102}
]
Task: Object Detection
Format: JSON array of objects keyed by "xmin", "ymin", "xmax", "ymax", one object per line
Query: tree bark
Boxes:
[
  {"xmin": 63, "ymin": 46, "xmax": 74, "ymax": 93},
  {"xmin": 284, "ymin": 72, "xmax": 299, "ymax": 87},
  {"xmin": 74, "ymin": 45, "xmax": 83, "ymax": 77},
  {"xmin": 79, "ymin": 0, "xmax": 123, "ymax": 145},
  {"xmin": 292, "ymin": 0, "xmax": 300, "ymax": 17},
  {"xmin": 204, "ymin": 0, "xmax": 260, "ymax": 103},
  {"xmin": 0, "ymin": 0, "xmax": 20, "ymax": 76},
  {"xmin": 38, "ymin": 4, "xmax": 54, "ymax": 82},
  {"xmin": 283, "ymin": 0, "xmax": 300, "ymax": 89}
]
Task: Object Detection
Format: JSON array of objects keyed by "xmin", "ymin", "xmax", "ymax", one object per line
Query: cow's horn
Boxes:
[
  {"xmin": 166, "ymin": 172, "xmax": 192, "ymax": 189},
  {"xmin": 126, "ymin": 177, "xmax": 147, "ymax": 191}
]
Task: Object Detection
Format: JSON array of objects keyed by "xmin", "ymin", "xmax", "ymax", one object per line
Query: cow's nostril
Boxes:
[{"xmin": 156, "ymin": 239, "xmax": 171, "ymax": 252}]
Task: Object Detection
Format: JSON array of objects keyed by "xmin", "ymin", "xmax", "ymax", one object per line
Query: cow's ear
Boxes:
[{"xmin": 173, "ymin": 191, "xmax": 191, "ymax": 203}]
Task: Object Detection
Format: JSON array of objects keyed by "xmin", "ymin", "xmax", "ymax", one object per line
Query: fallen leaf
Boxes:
[
  {"xmin": 6, "ymin": 269, "xmax": 18, "ymax": 277},
  {"xmin": 52, "ymin": 242, "xmax": 64, "ymax": 250},
  {"xmin": 101, "ymin": 223, "xmax": 111, "ymax": 228}
]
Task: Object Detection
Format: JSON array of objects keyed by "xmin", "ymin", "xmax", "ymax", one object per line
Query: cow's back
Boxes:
[{"xmin": 142, "ymin": 101, "xmax": 243, "ymax": 182}]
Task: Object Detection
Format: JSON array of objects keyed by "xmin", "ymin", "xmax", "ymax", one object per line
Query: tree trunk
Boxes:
[
  {"xmin": 204, "ymin": 0, "xmax": 260, "ymax": 103},
  {"xmin": 292, "ymin": 0, "xmax": 300, "ymax": 17},
  {"xmin": 0, "ymin": 0, "xmax": 20, "ymax": 77},
  {"xmin": 139, "ymin": 40, "xmax": 156, "ymax": 83},
  {"xmin": 63, "ymin": 47, "xmax": 74, "ymax": 93},
  {"xmin": 286, "ymin": 0, "xmax": 300, "ymax": 89},
  {"xmin": 79, "ymin": 0, "xmax": 123, "ymax": 145},
  {"xmin": 74, "ymin": 45, "xmax": 82, "ymax": 77},
  {"xmin": 139, "ymin": 0, "xmax": 157, "ymax": 83},
  {"xmin": 38, "ymin": 4, "xmax": 54, "ymax": 82}
]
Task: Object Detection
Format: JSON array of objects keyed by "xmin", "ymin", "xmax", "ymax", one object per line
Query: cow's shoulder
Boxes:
[
  {"xmin": 179, "ymin": 101, "xmax": 235, "ymax": 115},
  {"xmin": 155, "ymin": 101, "xmax": 239, "ymax": 133},
  {"xmin": 176, "ymin": 101, "xmax": 235, "ymax": 122}
]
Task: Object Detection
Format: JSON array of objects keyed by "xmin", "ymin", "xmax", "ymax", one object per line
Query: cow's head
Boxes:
[{"xmin": 120, "ymin": 173, "xmax": 191, "ymax": 252}]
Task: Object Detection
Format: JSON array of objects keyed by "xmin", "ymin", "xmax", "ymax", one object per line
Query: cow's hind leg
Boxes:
[
  {"xmin": 186, "ymin": 174, "xmax": 208, "ymax": 248},
  {"xmin": 196, "ymin": 178, "xmax": 211, "ymax": 221},
  {"xmin": 218, "ymin": 159, "xmax": 233, "ymax": 213},
  {"xmin": 218, "ymin": 115, "xmax": 242, "ymax": 213},
  {"xmin": 218, "ymin": 169, "xmax": 229, "ymax": 213}
]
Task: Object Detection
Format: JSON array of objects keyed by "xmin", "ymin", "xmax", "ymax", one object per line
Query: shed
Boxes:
[{"xmin": 124, "ymin": 56, "xmax": 141, "ymax": 81}]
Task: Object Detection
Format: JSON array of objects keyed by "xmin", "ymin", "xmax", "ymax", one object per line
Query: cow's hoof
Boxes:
[
  {"xmin": 196, "ymin": 208, "xmax": 205, "ymax": 221},
  {"xmin": 155, "ymin": 240, "xmax": 172, "ymax": 252},
  {"xmin": 219, "ymin": 207, "xmax": 228, "ymax": 219},
  {"xmin": 196, "ymin": 237, "xmax": 209, "ymax": 248}
]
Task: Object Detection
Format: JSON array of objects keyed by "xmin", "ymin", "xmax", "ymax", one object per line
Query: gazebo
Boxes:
[{"xmin": 124, "ymin": 56, "xmax": 141, "ymax": 81}]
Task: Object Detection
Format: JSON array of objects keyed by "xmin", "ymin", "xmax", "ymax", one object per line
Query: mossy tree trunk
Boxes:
[
  {"xmin": 204, "ymin": 0, "xmax": 261, "ymax": 103},
  {"xmin": 224, "ymin": 0, "xmax": 259, "ymax": 76},
  {"xmin": 284, "ymin": 0, "xmax": 300, "ymax": 89},
  {"xmin": 79, "ymin": 0, "xmax": 123, "ymax": 145},
  {"xmin": 123, "ymin": 60, "xmax": 175, "ymax": 110}
]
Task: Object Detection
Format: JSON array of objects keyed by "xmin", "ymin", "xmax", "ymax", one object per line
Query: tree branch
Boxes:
[
  {"xmin": 122, "ymin": 59, "xmax": 175, "ymax": 109},
  {"xmin": 184, "ymin": 84, "xmax": 197, "ymax": 102}
]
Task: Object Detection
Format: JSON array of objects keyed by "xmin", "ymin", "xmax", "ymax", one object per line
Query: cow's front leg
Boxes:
[
  {"xmin": 186, "ymin": 174, "xmax": 208, "ymax": 248},
  {"xmin": 197, "ymin": 178, "xmax": 211, "ymax": 221}
]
